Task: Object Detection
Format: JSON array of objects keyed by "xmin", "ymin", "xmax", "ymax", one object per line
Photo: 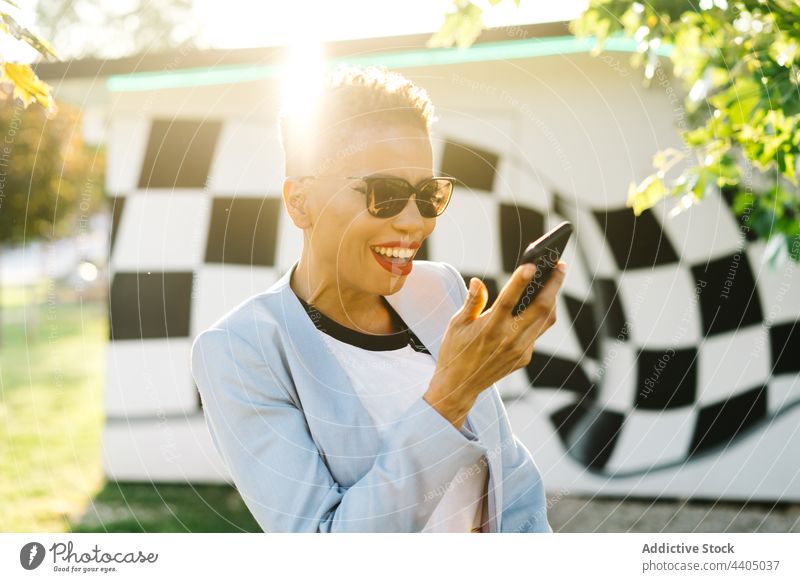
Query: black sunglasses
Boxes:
[{"xmin": 289, "ymin": 175, "xmax": 455, "ymax": 219}]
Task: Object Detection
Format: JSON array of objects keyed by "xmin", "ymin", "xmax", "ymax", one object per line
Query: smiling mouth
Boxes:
[{"xmin": 369, "ymin": 245, "xmax": 417, "ymax": 264}]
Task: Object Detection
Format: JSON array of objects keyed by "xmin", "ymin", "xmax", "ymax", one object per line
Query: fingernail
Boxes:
[
  {"xmin": 468, "ymin": 278, "xmax": 478, "ymax": 296},
  {"xmin": 522, "ymin": 264, "xmax": 536, "ymax": 278},
  {"xmin": 557, "ymin": 261, "xmax": 567, "ymax": 273}
]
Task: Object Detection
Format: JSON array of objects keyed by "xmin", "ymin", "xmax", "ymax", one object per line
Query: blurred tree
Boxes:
[
  {"xmin": 0, "ymin": 95, "xmax": 103, "ymax": 343},
  {"xmin": 0, "ymin": 97, "xmax": 100, "ymax": 243},
  {"xmin": 35, "ymin": 0, "xmax": 202, "ymax": 59},
  {"xmin": 0, "ymin": 0, "xmax": 64, "ymax": 344},
  {"xmin": 433, "ymin": 0, "xmax": 800, "ymax": 263}
]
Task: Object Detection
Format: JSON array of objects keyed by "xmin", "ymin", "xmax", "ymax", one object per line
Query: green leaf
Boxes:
[
  {"xmin": 427, "ymin": 4, "xmax": 484, "ymax": 49},
  {"xmin": 732, "ymin": 190, "xmax": 755, "ymax": 214},
  {"xmin": 770, "ymin": 37, "xmax": 799, "ymax": 68},
  {"xmin": 724, "ymin": 78, "xmax": 761, "ymax": 126},
  {"xmin": 628, "ymin": 174, "xmax": 668, "ymax": 215}
]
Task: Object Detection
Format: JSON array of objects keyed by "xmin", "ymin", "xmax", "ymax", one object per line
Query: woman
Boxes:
[{"xmin": 190, "ymin": 64, "xmax": 566, "ymax": 533}]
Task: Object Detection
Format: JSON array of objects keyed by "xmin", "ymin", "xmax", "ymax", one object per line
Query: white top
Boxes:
[{"xmin": 295, "ymin": 293, "xmax": 488, "ymax": 533}]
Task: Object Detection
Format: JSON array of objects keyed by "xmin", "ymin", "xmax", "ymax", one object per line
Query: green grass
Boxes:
[
  {"xmin": 70, "ymin": 482, "xmax": 259, "ymax": 532},
  {"xmin": 0, "ymin": 286, "xmax": 259, "ymax": 532}
]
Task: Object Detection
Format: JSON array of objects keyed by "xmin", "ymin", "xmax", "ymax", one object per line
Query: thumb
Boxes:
[{"xmin": 460, "ymin": 277, "xmax": 486, "ymax": 320}]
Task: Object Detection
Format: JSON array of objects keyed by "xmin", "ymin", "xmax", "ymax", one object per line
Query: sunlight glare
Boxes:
[
  {"xmin": 279, "ymin": 39, "xmax": 325, "ymax": 121},
  {"xmin": 278, "ymin": 37, "xmax": 327, "ymax": 173}
]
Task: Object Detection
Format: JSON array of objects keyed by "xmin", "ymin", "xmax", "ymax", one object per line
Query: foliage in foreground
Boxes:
[{"xmin": 573, "ymin": 0, "xmax": 800, "ymax": 262}]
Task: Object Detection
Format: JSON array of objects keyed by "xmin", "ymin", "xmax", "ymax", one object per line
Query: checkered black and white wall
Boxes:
[{"xmin": 103, "ymin": 62, "xmax": 800, "ymax": 500}]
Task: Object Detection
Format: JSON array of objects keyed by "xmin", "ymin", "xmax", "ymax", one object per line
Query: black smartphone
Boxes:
[{"xmin": 511, "ymin": 221, "xmax": 573, "ymax": 317}]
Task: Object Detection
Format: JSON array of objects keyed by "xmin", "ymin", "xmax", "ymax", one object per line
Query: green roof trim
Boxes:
[{"xmin": 106, "ymin": 34, "xmax": 672, "ymax": 92}]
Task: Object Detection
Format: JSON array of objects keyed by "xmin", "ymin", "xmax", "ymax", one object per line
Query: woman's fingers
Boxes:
[
  {"xmin": 517, "ymin": 261, "xmax": 567, "ymax": 340},
  {"xmin": 439, "ymin": 261, "xmax": 567, "ymax": 396},
  {"xmin": 487, "ymin": 263, "xmax": 537, "ymax": 323},
  {"xmin": 458, "ymin": 277, "xmax": 487, "ymax": 321}
]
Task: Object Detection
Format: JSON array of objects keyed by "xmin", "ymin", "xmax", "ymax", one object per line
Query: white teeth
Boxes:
[{"xmin": 371, "ymin": 246, "xmax": 415, "ymax": 259}]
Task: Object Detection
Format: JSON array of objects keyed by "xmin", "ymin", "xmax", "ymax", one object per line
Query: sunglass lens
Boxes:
[
  {"xmin": 418, "ymin": 179, "xmax": 452, "ymax": 218},
  {"xmin": 368, "ymin": 179, "xmax": 412, "ymax": 218}
]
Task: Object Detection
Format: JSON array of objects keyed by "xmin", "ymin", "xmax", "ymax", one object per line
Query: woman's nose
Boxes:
[{"xmin": 393, "ymin": 193, "xmax": 426, "ymax": 226}]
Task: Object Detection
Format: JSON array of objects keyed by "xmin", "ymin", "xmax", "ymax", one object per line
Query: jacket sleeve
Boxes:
[
  {"xmin": 440, "ymin": 260, "xmax": 552, "ymax": 533},
  {"xmin": 190, "ymin": 326, "xmax": 488, "ymax": 533},
  {"xmin": 490, "ymin": 386, "xmax": 553, "ymax": 532}
]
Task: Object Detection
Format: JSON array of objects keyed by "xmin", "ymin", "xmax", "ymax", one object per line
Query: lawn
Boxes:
[{"xmin": 0, "ymin": 284, "xmax": 259, "ymax": 532}]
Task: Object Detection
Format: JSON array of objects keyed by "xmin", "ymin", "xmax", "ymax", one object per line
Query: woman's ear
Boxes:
[{"xmin": 283, "ymin": 177, "xmax": 312, "ymax": 229}]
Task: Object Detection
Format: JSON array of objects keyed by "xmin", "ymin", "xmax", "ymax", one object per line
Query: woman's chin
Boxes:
[{"xmin": 381, "ymin": 271, "xmax": 409, "ymax": 294}]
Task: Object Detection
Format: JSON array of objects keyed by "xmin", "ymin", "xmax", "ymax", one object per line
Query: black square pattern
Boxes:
[
  {"xmin": 109, "ymin": 272, "xmax": 194, "ymax": 340},
  {"xmin": 770, "ymin": 322, "xmax": 800, "ymax": 375},
  {"xmin": 109, "ymin": 196, "xmax": 125, "ymax": 252},
  {"xmin": 499, "ymin": 203, "xmax": 545, "ymax": 273},
  {"xmin": 205, "ymin": 197, "xmax": 281, "ymax": 266},
  {"xmin": 593, "ymin": 207, "xmax": 679, "ymax": 270},
  {"xmin": 689, "ymin": 385, "xmax": 768, "ymax": 456},
  {"xmin": 564, "ymin": 295, "xmax": 599, "ymax": 359},
  {"xmin": 634, "ymin": 348, "xmax": 698, "ymax": 410},
  {"xmin": 593, "ymin": 278, "xmax": 629, "ymax": 341},
  {"xmin": 138, "ymin": 119, "xmax": 222, "ymax": 188},
  {"xmin": 526, "ymin": 353, "xmax": 594, "ymax": 397},
  {"xmin": 550, "ymin": 402, "xmax": 624, "ymax": 471},
  {"xmin": 439, "ymin": 139, "xmax": 499, "ymax": 192},
  {"xmin": 691, "ymin": 252, "xmax": 763, "ymax": 336}
]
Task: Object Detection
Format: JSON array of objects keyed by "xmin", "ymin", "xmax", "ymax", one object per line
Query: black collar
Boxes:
[{"xmin": 293, "ymin": 292, "xmax": 431, "ymax": 354}]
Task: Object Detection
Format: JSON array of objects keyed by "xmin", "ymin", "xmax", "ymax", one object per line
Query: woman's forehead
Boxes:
[{"xmin": 327, "ymin": 123, "xmax": 432, "ymax": 177}]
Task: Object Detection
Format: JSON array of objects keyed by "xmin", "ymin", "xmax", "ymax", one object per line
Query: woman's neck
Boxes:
[{"xmin": 289, "ymin": 259, "xmax": 397, "ymax": 335}]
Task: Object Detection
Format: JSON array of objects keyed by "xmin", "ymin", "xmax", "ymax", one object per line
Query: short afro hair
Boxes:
[{"xmin": 277, "ymin": 63, "xmax": 437, "ymax": 177}]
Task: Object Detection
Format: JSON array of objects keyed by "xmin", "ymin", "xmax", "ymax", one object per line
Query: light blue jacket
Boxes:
[{"xmin": 190, "ymin": 259, "xmax": 552, "ymax": 533}]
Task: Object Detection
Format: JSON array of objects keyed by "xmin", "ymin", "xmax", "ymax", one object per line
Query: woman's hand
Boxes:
[{"xmin": 424, "ymin": 262, "xmax": 566, "ymax": 429}]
